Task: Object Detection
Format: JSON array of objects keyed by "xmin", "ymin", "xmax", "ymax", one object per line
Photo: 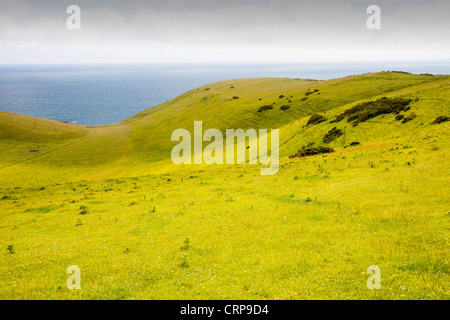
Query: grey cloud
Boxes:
[{"xmin": 0, "ymin": 0, "xmax": 448, "ymax": 63}]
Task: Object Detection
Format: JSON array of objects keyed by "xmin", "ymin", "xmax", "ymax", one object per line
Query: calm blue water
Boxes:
[{"xmin": 0, "ymin": 61, "xmax": 448, "ymax": 126}]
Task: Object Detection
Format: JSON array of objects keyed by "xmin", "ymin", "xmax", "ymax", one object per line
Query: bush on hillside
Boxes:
[
  {"xmin": 323, "ymin": 127, "xmax": 343, "ymax": 143},
  {"xmin": 330, "ymin": 97, "xmax": 413, "ymax": 126},
  {"xmin": 402, "ymin": 113, "xmax": 417, "ymax": 123},
  {"xmin": 258, "ymin": 105, "xmax": 273, "ymax": 112},
  {"xmin": 307, "ymin": 114, "xmax": 327, "ymax": 126},
  {"xmin": 432, "ymin": 115, "xmax": 449, "ymax": 124},
  {"xmin": 289, "ymin": 146, "xmax": 334, "ymax": 158}
]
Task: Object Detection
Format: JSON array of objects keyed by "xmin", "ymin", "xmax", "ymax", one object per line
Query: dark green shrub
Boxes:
[
  {"xmin": 289, "ymin": 146, "xmax": 334, "ymax": 158},
  {"xmin": 307, "ymin": 114, "xmax": 327, "ymax": 126},
  {"xmin": 432, "ymin": 116, "xmax": 449, "ymax": 124},
  {"xmin": 79, "ymin": 205, "xmax": 89, "ymax": 215},
  {"xmin": 330, "ymin": 114, "xmax": 345, "ymax": 123},
  {"xmin": 323, "ymin": 127, "xmax": 343, "ymax": 143},
  {"xmin": 258, "ymin": 105, "xmax": 274, "ymax": 112},
  {"xmin": 331, "ymin": 97, "xmax": 413, "ymax": 126},
  {"xmin": 280, "ymin": 105, "xmax": 290, "ymax": 110},
  {"xmin": 402, "ymin": 113, "xmax": 417, "ymax": 123}
]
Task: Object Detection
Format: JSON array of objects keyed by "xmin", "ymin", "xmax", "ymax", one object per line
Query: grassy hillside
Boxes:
[
  {"xmin": 0, "ymin": 72, "xmax": 448, "ymax": 183},
  {"xmin": 279, "ymin": 76, "xmax": 450, "ymax": 157},
  {"xmin": 0, "ymin": 72, "xmax": 449, "ymax": 299},
  {"xmin": 0, "ymin": 111, "xmax": 91, "ymax": 168},
  {"xmin": 125, "ymin": 72, "xmax": 448, "ymax": 163}
]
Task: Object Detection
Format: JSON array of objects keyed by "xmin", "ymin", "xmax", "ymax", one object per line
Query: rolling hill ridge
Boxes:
[{"xmin": 0, "ymin": 71, "xmax": 448, "ymax": 184}]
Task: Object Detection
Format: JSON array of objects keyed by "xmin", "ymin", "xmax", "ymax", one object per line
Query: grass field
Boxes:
[{"xmin": 0, "ymin": 72, "xmax": 449, "ymax": 299}]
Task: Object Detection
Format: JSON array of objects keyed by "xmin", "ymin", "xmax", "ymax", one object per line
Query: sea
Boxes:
[{"xmin": 0, "ymin": 61, "xmax": 448, "ymax": 126}]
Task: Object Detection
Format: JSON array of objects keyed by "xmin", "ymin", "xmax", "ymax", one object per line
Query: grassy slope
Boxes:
[
  {"xmin": 279, "ymin": 75, "xmax": 450, "ymax": 157},
  {"xmin": 0, "ymin": 111, "xmax": 91, "ymax": 168},
  {"xmin": 0, "ymin": 72, "xmax": 449, "ymax": 299},
  {"xmin": 0, "ymin": 72, "xmax": 448, "ymax": 185}
]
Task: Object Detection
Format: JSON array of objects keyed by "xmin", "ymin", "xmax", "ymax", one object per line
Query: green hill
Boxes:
[
  {"xmin": 0, "ymin": 111, "xmax": 91, "ymax": 168},
  {"xmin": 0, "ymin": 72, "xmax": 449, "ymax": 300},
  {"xmin": 0, "ymin": 72, "xmax": 448, "ymax": 183}
]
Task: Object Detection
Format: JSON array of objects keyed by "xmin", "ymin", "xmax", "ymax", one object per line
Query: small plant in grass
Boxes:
[
  {"xmin": 232, "ymin": 96, "xmax": 239, "ymax": 99},
  {"xmin": 79, "ymin": 205, "xmax": 89, "ymax": 215},
  {"xmin": 226, "ymin": 195, "xmax": 234, "ymax": 202},
  {"xmin": 76, "ymin": 218, "xmax": 82, "ymax": 226},
  {"xmin": 7, "ymin": 245, "xmax": 14, "ymax": 254},
  {"xmin": 317, "ymin": 165, "xmax": 328, "ymax": 174},
  {"xmin": 280, "ymin": 105, "xmax": 290, "ymax": 110},
  {"xmin": 181, "ymin": 238, "xmax": 190, "ymax": 251},
  {"xmin": 179, "ymin": 254, "xmax": 189, "ymax": 268}
]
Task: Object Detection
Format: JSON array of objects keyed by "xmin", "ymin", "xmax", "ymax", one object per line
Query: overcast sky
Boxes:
[{"xmin": 0, "ymin": 0, "xmax": 449, "ymax": 64}]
